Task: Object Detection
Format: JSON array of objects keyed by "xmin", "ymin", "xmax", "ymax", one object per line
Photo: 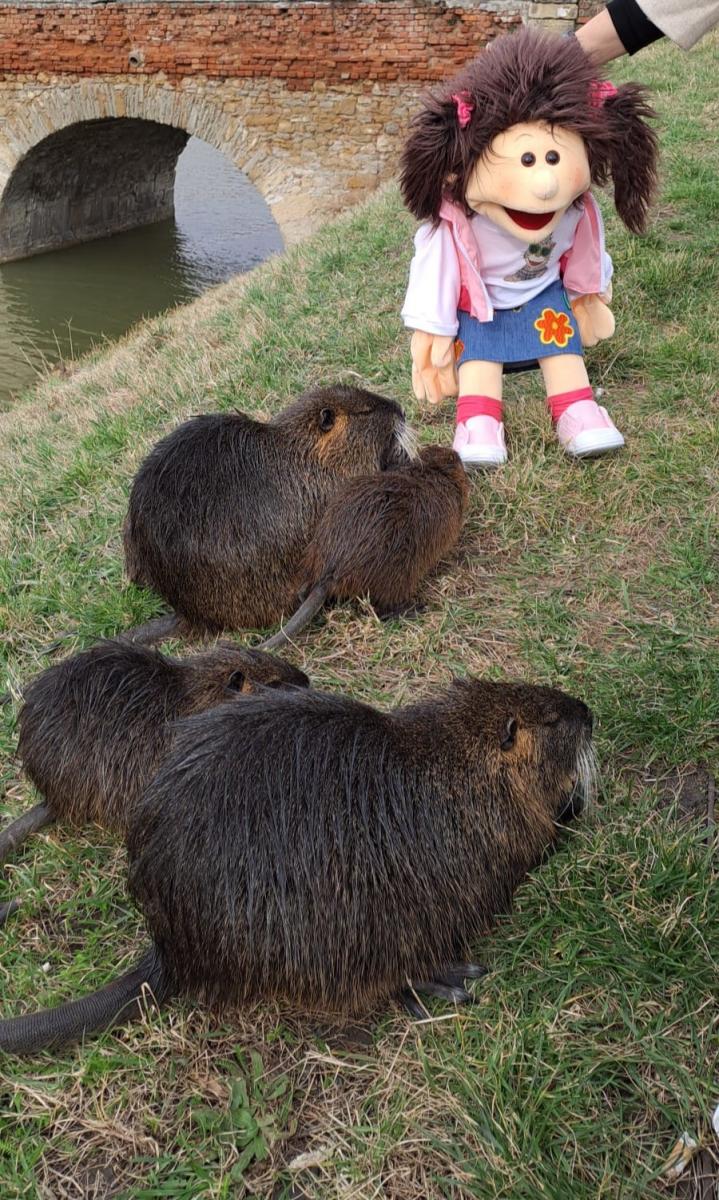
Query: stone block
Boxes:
[
  {"xmin": 527, "ymin": 2, "xmax": 578, "ymax": 16},
  {"xmin": 533, "ymin": 17, "xmax": 576, "ymax": 32}
]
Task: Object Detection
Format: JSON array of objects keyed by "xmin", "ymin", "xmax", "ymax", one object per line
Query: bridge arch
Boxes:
[{"xmin": 0, "ymin": 83, "xmax": 280, "ymax": 262}]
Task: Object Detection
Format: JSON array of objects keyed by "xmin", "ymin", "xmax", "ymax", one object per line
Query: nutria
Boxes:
[
  {"xmin": 260, "ymin": 446, "xmax": 469, "ymax": 650},
  {"xmin": 122, "ymin": 385, "xmax": 415, "ymax": 643},
  {"xmin": 0, "ymin": 678, "xmax": 594, "ymax": 1052},
  {"xmin": 0, "ymin": 639, "xmax": 309, "ymax": 879}
]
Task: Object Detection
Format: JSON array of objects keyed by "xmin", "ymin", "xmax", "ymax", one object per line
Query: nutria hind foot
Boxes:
[
  {"xmin": 401, "ymin": 962, "xmax": 487, "ymax": 1018},
  {"xmin": 377, "ymin": 602, "xmax": 426, "ymax": 622},
  {"xmin": 0, "ymin": 899, "xmax": 21, "ymax": 927}
]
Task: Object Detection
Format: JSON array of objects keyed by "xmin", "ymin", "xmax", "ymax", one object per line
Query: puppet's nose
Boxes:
[{"xmin": 530, "ymin": 170, "xmax": 560, "ymax": 202}]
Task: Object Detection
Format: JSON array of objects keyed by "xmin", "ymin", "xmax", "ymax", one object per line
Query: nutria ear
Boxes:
[
  {"xmin": 500, "ymin": 718, "xmax": 518, "ymax": 751},
  {"xmin": 602, "ymin": 83, "xmax": 658, "ymax": 234},
  {"xmin": 227, "ymin": 670, "xmax": 246, "ymax": 692},
  {"xmin": 318, "ymin": 407, "xmax": 336, "ymax": 433},
  {"xmin": 400, "ymin": 96, "xmax": 466, "ymax": 222}
]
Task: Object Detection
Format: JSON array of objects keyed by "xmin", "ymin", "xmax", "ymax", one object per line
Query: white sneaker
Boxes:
[
  {"xmin": 453, "ymin": 415, "xmax": 507, "ymax": 468},
  {"xmin": 556, "ymin": 399, "xmax": 625, "ymax": 458}
]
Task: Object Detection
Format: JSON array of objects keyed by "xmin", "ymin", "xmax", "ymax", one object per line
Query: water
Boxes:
[{"xmin": 0, "ymin": 137, "xmax": 284, "ymax": 406}]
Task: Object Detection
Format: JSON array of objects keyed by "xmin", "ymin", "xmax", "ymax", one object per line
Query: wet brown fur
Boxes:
[
  {"xmin": 14, "ymin": 639, "xmax": 309, "ymax": 837},
  {"xmin": 126, "ymin": 679, "xmax": 592, "ymax": 1014},
  {"xmin": 300, "ymin": 445, "xmax": 469, "ymax": 614},
  {"xmin": 123, "ymin": 385, "xmax": 410, "ymax": 635},
  {"xmin": 400, "ymin": 26, "xmax": 658, "ymax": 235},
  {"xmin": 0, "ymin": 677, "xmax": 592, "ymax": 1051}
]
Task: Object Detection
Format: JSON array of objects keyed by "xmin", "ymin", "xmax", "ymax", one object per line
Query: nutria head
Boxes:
[
  {"xmin": 179, "ymin": 643, "xmax": 310, "ymax": 707},
  {"xmin": 444, "ymin": 678, "xmax": 594, "ymax": 828},
  {"xmin": 272, "ymin": 384, "xmax": 415, "ymax": 475}
]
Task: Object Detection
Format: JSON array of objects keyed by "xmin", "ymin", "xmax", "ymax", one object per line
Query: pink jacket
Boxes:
[{"xmin": 401, "ymin": 192, "xmax": 612, "ymax": 337}]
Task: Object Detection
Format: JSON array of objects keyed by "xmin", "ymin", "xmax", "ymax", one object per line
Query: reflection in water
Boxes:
[{"xmin": 0, "ymin": 137, "xmax": 283, "ymax": 406}]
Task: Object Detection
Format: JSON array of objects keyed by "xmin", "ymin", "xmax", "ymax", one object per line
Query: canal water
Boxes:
[{"xmin": 0, "ymin": 137, "xmax": 284, "ymax": 407}]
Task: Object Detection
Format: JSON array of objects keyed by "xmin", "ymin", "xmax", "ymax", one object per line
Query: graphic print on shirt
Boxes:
[{"xmin": 504, "ymin": 235, "xmax": 555, "ymax": 283}]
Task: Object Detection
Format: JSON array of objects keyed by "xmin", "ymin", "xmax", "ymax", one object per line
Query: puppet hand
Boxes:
[
  {"xmin": 410, "ymin": 331, "xmax": 458, "ymax": 405},
  {"xmin": 571, "ymin": 294, "xmax": 616, "ymax": 348}
]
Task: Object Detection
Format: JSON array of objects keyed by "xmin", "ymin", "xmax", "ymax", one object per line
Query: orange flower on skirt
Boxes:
[{"xmin": 534, "ymin": 308, "xmax": 575, "ymax": 348}]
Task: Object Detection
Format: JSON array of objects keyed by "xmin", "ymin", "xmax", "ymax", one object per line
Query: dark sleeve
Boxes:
[{"xmin": 606, "ymin": 0, "xmax": 664, "ymax": 53}]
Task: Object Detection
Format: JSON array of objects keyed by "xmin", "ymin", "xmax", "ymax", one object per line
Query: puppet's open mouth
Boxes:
[{"xmin": 503, "ymin": 207, "xmax": 556, "ymax": 231}]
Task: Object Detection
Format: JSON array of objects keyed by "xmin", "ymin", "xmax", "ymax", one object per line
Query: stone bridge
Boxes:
[{"xmin": 0, "ymin": 0, "xmax": 595, "ymax": 262}]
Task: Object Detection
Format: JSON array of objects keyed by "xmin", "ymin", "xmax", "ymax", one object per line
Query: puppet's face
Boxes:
[{"xmin": 464, "ymin": 121, "xmax": 591, "ymax": 243}]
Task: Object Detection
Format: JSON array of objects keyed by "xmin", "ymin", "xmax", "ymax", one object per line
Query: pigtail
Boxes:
[
  {"xmin": 400, "ymin": 94, "xmax": 469, "ymax": 224},
  {"xmin": 601, "ymin": 83, "xmax": 658, "ymax": 234}
]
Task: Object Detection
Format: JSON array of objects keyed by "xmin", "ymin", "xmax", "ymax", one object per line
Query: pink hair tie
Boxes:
[
  {"xmin": 451, "ymin": 92, "xmax": 474, "ymax": 129},
  {"xmin": 590, "ymin": 80, "xmax": 618, "ymax": 108}
]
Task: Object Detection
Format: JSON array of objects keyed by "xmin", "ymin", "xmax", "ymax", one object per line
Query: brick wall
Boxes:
[
  {"xmin": 0, "ymin": 1, "xmax": 522, "ymax": 86},
  {"xmin": 576, "ymin": 0, "xmax": 605, "ymax": 22}
]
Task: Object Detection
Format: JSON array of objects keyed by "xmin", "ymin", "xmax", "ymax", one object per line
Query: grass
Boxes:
[{"xmin": 1, "ymin": 33, "xmax": 718, "ymax": 1200}]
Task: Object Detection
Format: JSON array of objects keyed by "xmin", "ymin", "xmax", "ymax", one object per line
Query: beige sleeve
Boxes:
[{"xmin": 637, "ymin": 0, "xmax": 719, "ymax": 48}]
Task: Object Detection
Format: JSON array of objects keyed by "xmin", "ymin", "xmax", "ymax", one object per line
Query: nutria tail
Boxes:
[
  {"xmin": 0, "ymin": 900, "xmax": 21, "ymax": 927},
  {"xmin": 0, "ymin": 802, "xmax": 53, "ymax": 867},
  {"xmin": 259, "ymin": 583, "xmax": 329, "ymax": 650},
  {"xmin": 0, "ymin": 945, "xmax": 170, "ymax": 1054},
  {"xmin": 119, "ymin": 614, "xmax": 187, "ymax": 646}
]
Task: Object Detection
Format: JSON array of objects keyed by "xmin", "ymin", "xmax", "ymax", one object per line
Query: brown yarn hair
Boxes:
[{"xmin": 400, "ymin": 26, "xmax": 658, "ymax": 235}]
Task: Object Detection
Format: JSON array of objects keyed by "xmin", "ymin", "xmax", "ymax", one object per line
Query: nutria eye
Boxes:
[
  {"xmin": 520, "ymin": 152, "xmax": 536, "ymax": 167},
  {"xmin": 265, "ymin": 679, "xmax": 285, "ymax": 689},
  {"xmin": 227, "ymin": 671, "xmax": 245, "ymax": 692},
  {"xmin": 500, "ymin": 718, "xmax": 518, "ymax": 751},
  {"xmin": 545, "ymin": 150, "xmax": 560, "ymax": 165},
  {"xmin": 319, "ymin": 408, "xmax": 336, "ymax": 432}
]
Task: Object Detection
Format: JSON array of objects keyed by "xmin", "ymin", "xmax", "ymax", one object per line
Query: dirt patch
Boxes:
[
  {"xmin": 39, "ymin": 1150, "xmax": 122, "ymax": 1200},
  {"xmin": 649, "ymin": 765, "xmax": 716, "ymax": 827},
  {"xmin": 619, "ymin": 759, "xmax": 717, "ymax": 829}
]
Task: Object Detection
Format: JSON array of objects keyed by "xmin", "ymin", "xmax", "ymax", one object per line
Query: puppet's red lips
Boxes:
[{"xmin": 503, "ymin": 207, "xmax": 556, "ymax": 231}]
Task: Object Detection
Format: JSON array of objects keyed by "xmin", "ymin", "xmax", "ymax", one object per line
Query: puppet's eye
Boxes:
[
  {"xmin": 520, "ymin": 152, "xmax": 536, "ymax": 167},
  {"xmin": 545, "ymin": 150, "xmax": 560, "ymax": 165}
]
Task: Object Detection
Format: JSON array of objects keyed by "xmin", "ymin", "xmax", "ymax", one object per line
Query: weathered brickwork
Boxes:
[
  {"xmin": 0, "ymin": 1, "xmax": 531, "ymax": 258},
  {"xmin": 0, "ymin": 2, "xmax": 521, "ymax": 84}
]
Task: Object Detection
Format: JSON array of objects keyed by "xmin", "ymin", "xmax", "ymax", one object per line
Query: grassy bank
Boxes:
[{"xmin": 1, "ymin": 36, "xmax": 718, "ymax": 1200}]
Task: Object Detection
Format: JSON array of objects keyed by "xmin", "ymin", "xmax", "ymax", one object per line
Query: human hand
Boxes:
[{"xmin": 410, "ymin": 331, "xmax": 459, "ymax": 405}]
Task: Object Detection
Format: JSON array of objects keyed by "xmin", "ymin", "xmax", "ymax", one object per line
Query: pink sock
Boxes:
[
  {"xmin": 457, "ymin": 395, "xmax": 503, "ymax": 424},
  {"xmin": 547, "ymin": 387, "xmax": 594, "ymax": 423}
]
